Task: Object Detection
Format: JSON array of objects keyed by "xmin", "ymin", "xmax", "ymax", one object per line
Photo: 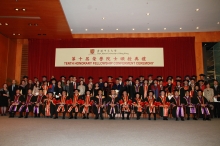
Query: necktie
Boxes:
[{"xmin": 12, "ymin": 85, "xmax": 14, "ymax": 91}]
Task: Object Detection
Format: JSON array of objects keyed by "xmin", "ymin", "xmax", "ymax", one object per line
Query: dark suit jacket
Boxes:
[{"xmin": 8, "ymin": 85, "xmax": 19, "ymax": 100}]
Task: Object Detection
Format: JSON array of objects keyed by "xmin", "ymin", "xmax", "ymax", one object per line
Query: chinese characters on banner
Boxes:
[{"xmin": 55, "ymin": 48, "xmax": 164, "ymax": 67}]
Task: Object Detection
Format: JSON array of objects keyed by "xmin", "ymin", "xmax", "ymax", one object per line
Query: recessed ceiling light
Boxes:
[
  {"xmin": 116, "ymin": 28, "xmax": 118, "ymax": 30},
  {"xmin": 179, "ymin": 27, "xmax": 182, "ymax": 30},
  {"xmin": 102, "ymin": 17, "xmax": 105, "ymax": 20},
  {"xmin": 196, "ymin": 8, "xmax": 199, "ymax": 11},
  {"xmin": 85, "ymin": 29, "xmax": 88, "ymax": 31},
  {"xmin": 164, "ymin": 28, "xmax": 166, "ymax": 30},
  {"xmin": 0, "ymin": 23, "xmax": 2, "ymax": 25},
  {"xmin": 29, "ymin": 23, "xmax": 32, "ymax": 26},
  {"xmin": 18, "ymin": 34, "xmax": 20, "ymax": 35},
  {"xmin": 22, "ymin": 8, "xmax": 26, "ymax": 11},
  {"xmin": 132, "ymin": 28, "xmax": 135, "ymax": 30},
  {"xmin": 70, "ymin": 29, "xmax": 73, "ymax": 31},
  {"xmin": 5, "ymin": 23, "xmax": 8, "ymax": 25},
  {"xmin": 146, "ymin": 13, "xmax": 150, "ymax": 16},
  {"xmin": 35, "ymin": 24, "xmax": 38, "ymax": 26},
  {"xmin": 196, "ymin": 27, "xmax": 199, "ymax": 29},
  {"xmin": 101, "ymin": 28, "xmax": 103, "ymax": 31},
  {"xmin": 13, "ymin": 33, "xmax": 15, "ymax": 35},
  {"xmin": 217, "ymin": 22, "xmax": 220, "ymax": 24},
  {"xmin": 147, "ymin": 28, "xmax": 150, "ymax": 30},
  {"xmin": 15, "ymin": 8, "xmax": 19, "ymax": 11}
]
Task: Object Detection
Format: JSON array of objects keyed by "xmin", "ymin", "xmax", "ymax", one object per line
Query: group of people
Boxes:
[{"xmin": 1, "ymin": 74, "xmax": 220, "ymax": 121}]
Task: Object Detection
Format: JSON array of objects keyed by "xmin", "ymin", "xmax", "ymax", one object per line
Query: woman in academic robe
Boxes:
[
  {"xmin": 180, "ymin": 80, "xmax": 192, "ymax": 98},
  {"xmin": 42, "ymin": 81, "xmax": 48, "ymax": 96},
  {"xmin": 93, "ymin": 83, "xmax": 100, "ymax": 97},
  {"xmin": 107, "ymin": 90, "xmax": 119, "ymax": 119},
  {"xmin": 54, "ymin": 90, "xmax": 67, "ymax": 119},
  {"xmin": 0, "ymin": 83, "xmax": 9, "ymax": 116},
  {"xmin": 44, "ymin": 92, "xmax": 55, "ymax": 118},
  {"xmin": 81, "ymin": 90, "xmax": 93, "ymax": 119},
  {"xmin": 157, "ymin": 90, "xmax": 170, "ymax": 120},
  {"xmin": 143, "ymin": 79, "xmax": 149, "ymax": 98},
  {"xmin": 133, "ymin": 92, "xmax": 143, "ymax": 120},
  {"xmin": 9, "ymin": 89, "xmax": 25, "ymax": 118},
  {"xmin": 145, "ymin": 90, "xmax": 157, "ymax": 120}
]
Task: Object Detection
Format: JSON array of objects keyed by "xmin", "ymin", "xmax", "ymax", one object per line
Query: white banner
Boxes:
[{"xmin": 55, "ymin": 48, "xmax": 164, "ymax": 67}]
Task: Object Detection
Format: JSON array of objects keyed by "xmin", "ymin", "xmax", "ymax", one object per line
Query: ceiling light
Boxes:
[
  {"xmin": 85, "ymin": 29, "xmax": 88, "ymax": 31},
  {"xmin": 15, "ymin": 8, "xmax": 19, "ymax": 11},
  {"xmin": 147, "ymin": 28, "xmax": 150, "ymax": 30},
  {"xmin": 101, "ymin": 29, "xmax": 103, "ymax": 31},
  {"xmin": 196, "ymin": 8, "xmax": 199, "ymax": 11},
  {"xmin": 0, "ymin": 23, "xmax": 2, "ymax": 25},
  {"xmin": 70, "ymin": 29, "xmax": 73, "ymax": 31},
  {"xmin": 22, "ymin": 8, "xmax": 26, "ymax": 11},
  {"xmin": 146, "ymin": 13, "xmax": 150, "ymax": 16},
  {"xmin": 179, "ymin": 27, "xmax": 182, "ymax": 30},
  {"xmin": 13, "ymin": 33, "xmax": 15, "ymax": 35},
  {"xmin": 5, "ymin": 23, "xmax": 8, "ymax": 25},
  {"xmin": 196, "ymin": 27, "xmax": 199, "ymax": 29},
  {"xmin": 35, "ymin": 24, "xmax": 38, "ymax": 26},
  {"xmin": 18, "ymin": 34, "xmax": 20, "ymax": 35},
  {"xmin": 217, "ymin": 22, "xmax": 220, "ymax": 24},
  {"xmin": 116, "ymin": 28, "xmax": 118, "ymax": 30},
  {"xmin": 132, "ymin": 28, "xmax": 135, "ymax": 30},
  {"xmin": 29, "ymin": 23, "xmax": 32, "ymax": 26},
  {"xmin": 164, "ymin": 28, "xmax": 166, "ymax": 30},
  {"xmin": 102, "ymin": 17, "xmax": 105, "ymax": 20}
]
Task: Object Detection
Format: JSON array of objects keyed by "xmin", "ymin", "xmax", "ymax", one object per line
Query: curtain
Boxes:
[{"xmin": 28, "ymin": 37, "xmax": 196, "ymax": 82}]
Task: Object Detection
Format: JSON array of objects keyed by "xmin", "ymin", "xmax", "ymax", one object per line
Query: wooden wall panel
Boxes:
[
  {"xmin": 72, "ymin": 31, "xmax": 220, "ymax": 77},
  {"xmin": 0, "ymin": 34, "xmax": 9, "ymax": 85}
]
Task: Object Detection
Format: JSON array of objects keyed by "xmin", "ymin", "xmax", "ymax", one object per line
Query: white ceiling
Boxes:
[{"xmin": 60, "ymin": 0, "xmax": 220, "ymax": 34}]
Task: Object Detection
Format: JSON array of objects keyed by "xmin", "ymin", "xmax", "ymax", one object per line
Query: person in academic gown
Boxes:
[
  {"xmin": 9, "ymin": 89, "xmax": 25, "ymax": 118},
  {"xmin": 120, "ymin": 90, "xmax": 131, "ymax": 120},
  {"xmin": 145, "ymin": 90, "xmax": 157, "ymax": 120},
  {"xmin": 131, "ymin": 78, "xmax": 144, "ymax": 100},
  {"xmin": 107, "ymin": 90, "xmax": 119, "ymax": 119},
  {"xmin": 81, "ymin": 90, "xmax": 93, "ymax": 119},
  {"xmin": 112, "ymin": 78, "xmax": 123, "ymax": 99},
  {"xmin": 68, "ymin": 89, "xmax": 80, "ymax": 119},
  {"xmin": 182, "ymin": 90, "xmax": 197, "ymax": 120},
  {"xmin": 93, "ymin": 89, "xmax": 106, "ymax": 120},
  {"xmin": 44, "ymin": 92, "xmax": 56, "ymax": 118},
  {"xmin": 170, "ymin": 90, "xmax": 185, "ymax": 121},
  {"xmin": 19, "ymin": 80, "xmax": 27, "ymax": 97},
  {"xmin": 133, "ymin": 92, "xmax": 143, "ymax": 120},
  {"xmin": 193, "ymin": 90, "xmax": 211, "ymax": 120},
  {"xmin": 54, "ymin": 90, "xmax": 68, "ymax": 119},
  {"xmin": 157, "ymin": 90, "xmax": 170, "ymax": 120},
  {"xmin": 18, "ymin": 88, "xmax": 35, "ymax": 118},
  {"xmin": 150, "ymin": 79, "xmax": 160, "ymax": 100},
  {"xmin": 180, "ymin": 80, "xmax": 192, "ymax": 98},
  {"xmin": 33, "ymin": 89, "xmax": 46, "ymax": 117}
]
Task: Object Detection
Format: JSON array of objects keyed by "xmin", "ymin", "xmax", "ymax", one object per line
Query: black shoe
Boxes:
[
  {"xmin": 4, "ymin": 114, "xmax": 6, "ymax": 116},
  {"xmin": 62, "ymin": 117, "xmax": 65, "ymax": 119},
  {"xmin": 127, "ymin": 117, "xmax": 130, "ymax": 120},
  {"xmin": 206, "ymin": 118, "xmax": 211, "ymax": 121},
  {"xmin": 1, "ymin": 114, "xmax": 3, "ymax": 116},
  {"xmin": 18, "ymin": 116, "xmax": 23, "ymax": 118},
  {"xmin": 83, "ymin": 116, "xmax": 86, "ymax": 119},
  {"xmin": 187, "ymin": 117, "xmax": 190, "ymax": 120},
  {"xmin": 203, "ymin": 118, "xmax": 206, "ymax": 121},
  {"xmin": 95, "ymin": 117, "xmax": 98, "ymax": 119},
  {"xmin": 25, "ymin": 116, "xmax": 28, "ymax": 118},
  {"xmin": 122, "ymin": 117, "xmax": 124, "ymax": 120},
  {"xmin": 69, "ymin": 116, "xmax": 73, "ymax": 119},
  {"xmin": 176, "ymin": 118, "xmax": 179, "ymax": 121},
  {"xmin": 181, "ymin": 118, "xmax": 184, "ymax": 121},
  {"xmin": 53, "ymin": 116, "xmax": 58, "ymax": 119},
  {"xmin": 74, "ymin": 117, "xmax": 77, "ymax": 119},
  {"xmin": 165, "ymin": 117, "xmax": 168, "ymax": 120},
  {"xmin": 100, "ymin": 117, "xmax": 104, "ymax": 120},
  {"xmin": 193, "ymin": 117, "xmax": 197, "ymax": 120},
  {"xmin": 87, "ymin": 117, "xmax": 89, "ymax": 119}
]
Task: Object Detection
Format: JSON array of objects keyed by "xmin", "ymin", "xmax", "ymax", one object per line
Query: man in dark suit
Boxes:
[
  {"xmin": 68, "ymin": 75, "xmax": 77, "ymax": 98},
  {"xmin": 212, "ymin": 80, "xmax": 220, "ymax": 118},
  {"xmin": 131, "ymin": 78, "xmax": 144, "ymax": 100},
  {"xmin": 8, "ymin": 80, "xmax": 19, "ymax": 104},
  {"xmin": 112, "ymin": 78, "xmax": 123, "ymax": 99}
]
